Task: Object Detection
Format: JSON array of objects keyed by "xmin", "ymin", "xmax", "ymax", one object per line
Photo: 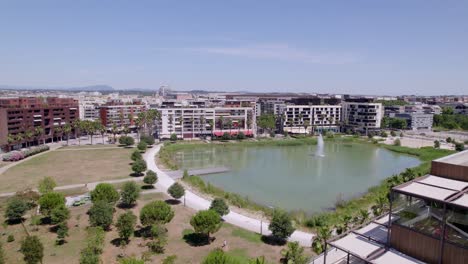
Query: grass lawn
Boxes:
[
  {"xmin": 59, "ymin": 143, "xmax": 121, "ymax": 149},
  {"xmin": 0, "ymin": 148, "xmax": 133, "ymax": 193}
]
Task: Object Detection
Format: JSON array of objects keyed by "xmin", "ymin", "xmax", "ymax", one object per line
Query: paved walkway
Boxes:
[{"xmin": 144, "ymin": 144, "xmax": 314, "ymax": 247}]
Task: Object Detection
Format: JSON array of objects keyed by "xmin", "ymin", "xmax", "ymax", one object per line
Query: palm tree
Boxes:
[
  {"xmin": 190, "ymin": 116, "xmax": 195, "ymax": 139},
  {"xmin": 24, "ymin": 129, "xmax": 34, "ymax": 148},
  {"xmin": 7, "ymin": 133, "xmax": 16, "ymax": 151},
  {"xmin": 63, "ymin": 124, "xmax": 72, "ymax": 145},
  {"xmin": 199, "ymin": 116, "xmax": 205, "ymax": 137},
  {"xmin": 227, "ymin": 119, "xmax": 233, "ymax": 135},
  {"xmin": 34, "ymin": 127, "xmax": 44, "ymax": 145},
  {"xmin": 218, "ymin": 116, "xmax": 224, "ymax": 132},
  {"xmin": 312, "ymin": 225, "xmax": 332, "ymax": 255},
  {"xmin": 72, "ymin": 120, "xmax": 82, "ymax": 145},
  {"xmin": 111, "ymin": 122, "xmax": 119, "ymax": 143},
  {"xmin": 15, "ymin": 133, "xmax": 24, "ymax": 148},
  {"xmin": 98, "ymin": 122, "xmax": 107, "ymax": 144},
  {"xmin": 209, "ymin": 119, "xmax": 214, "ymax": 138},
  {"xmin": 54, "ymin": 126, "xmax": 63, "ymax": 143},
  {"xmin": 135, "ymin": 112, "xmax": 146, "ymax": 142},
  {"xmin": 288, "ymin": 118, "xmax": 293, "ymax": 135},
  {"xmin": 359, "ymin": 209, "xmax": 370, "ymax": 224},
  {"xmin": 298, "ymin": 113, "xmax": 303, "ymax": 134}
]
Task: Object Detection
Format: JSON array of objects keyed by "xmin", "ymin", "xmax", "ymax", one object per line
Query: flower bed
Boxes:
[{"xmin": 2, "ymin": 145, "xmax": 50, "ymax": 161}]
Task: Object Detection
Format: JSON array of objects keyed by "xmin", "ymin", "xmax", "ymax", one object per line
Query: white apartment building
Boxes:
[
  {"xmin": 79, "ymin": 104, "xmax": 99, "ymax": 120},
  {"xmin": 99, "ymin": 104, "xmax": 146, "ymax": 128},
  {"xmin": 283, "ymin": 105, "xmax": 342, "ymax": 134},
  {"xmin": 157, "ymin": 107, "xmax": 256, "ymax": 139},
  {"xmin": 342, "ymin": 102, "xmax": 383, "ymax": 133}
]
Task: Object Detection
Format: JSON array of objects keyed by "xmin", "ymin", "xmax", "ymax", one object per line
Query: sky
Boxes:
[{"xmin": 1, "ymin": 0, "xmax": 468, "ymax": 95}]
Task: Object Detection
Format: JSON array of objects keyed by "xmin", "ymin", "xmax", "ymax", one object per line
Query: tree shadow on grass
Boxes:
[
  {"xmin": 183, "ymin": 232, "xmax": 211, "ymax": 247},
  {"xmin": 130, "ymin": 172, "xmax": 144, "ymax": 177},
  {"xmin": 141, "ymin": 185, "xmax": 155, "ymax": 190},
  {"xmin": 165, "ymin": 199, "xmax": 181, "ymax": 205},
  {"xmin": 4, "ymin": 218, "xmax": 23, "ymax": 226},
  {"xmin": 134, "ymin": 226, "xmax": 151, "ymax": 238},
  {"xmin": 110, "ymin": 238, "xmax": 127, "ymax": 247},
  {"xmin": 117, "ymin": 203, "xmax": 137, "ymax": 209},
  {"xmin": 261, "ymin": 235, "xmax": 287, "ymax": 246}
]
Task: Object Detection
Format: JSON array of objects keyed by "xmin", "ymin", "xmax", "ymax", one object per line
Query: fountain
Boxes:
[{"xmin": 315, "ymin": 133, "xmax": 325, "ymax": 157}]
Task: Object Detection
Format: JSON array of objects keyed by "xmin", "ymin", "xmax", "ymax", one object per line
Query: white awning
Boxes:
[
  {"xmin": 371, "ymin": 249, "xmax": 425, "ymax": 264},
  {"xmin": 331, "ymin": 233, "xmax": 382, "ymax": 259},
  {"xmin": 417, "ymin": 175, "xmax": 468, "ymax": 191},
  {"xmin": 398, "ymin": 182, "xmax": 457, "ymax": 201},
  {"xmin": 355, "ymin": 223, "xmax": 388, "ymax": 243},
  {"xmin": 451, "ymin": 194, "xmax": 468, "ymax": 208}
]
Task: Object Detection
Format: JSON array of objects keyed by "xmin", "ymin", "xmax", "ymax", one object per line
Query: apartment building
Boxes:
[
  {"xmin": 283, "ymin": 105, "xmax": 342, "ymax": 134},
  {"xmin": 393, "ymin": 112, "xmax": 433, "ymax": 131},
  {"xmin": 157, "ymin": 107, "xmax": 256, "ymax": 139},
  {"xmin": 99, "ymin": 103, "xmax": 146, "ymax": 129},
  {"xmin": 0, "ymin": 97, "xmax": 79, "ymax": 150},
  {"xmin": 342, "ymin": 101, "xmax": 383, "ymax": 133}
]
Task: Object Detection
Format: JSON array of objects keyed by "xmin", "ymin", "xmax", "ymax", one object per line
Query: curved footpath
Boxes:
[{"xmin": 144, "ymin": 144, "xmax": 314, "ymax": 247}]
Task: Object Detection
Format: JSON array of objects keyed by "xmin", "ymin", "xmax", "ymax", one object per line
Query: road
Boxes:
[{"xmin": 144, "ymin": 144, "xmax": 314, "ymax": 247}]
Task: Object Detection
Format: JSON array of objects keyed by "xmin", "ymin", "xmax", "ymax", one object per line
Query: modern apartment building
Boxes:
[
  {"xmin": 342, "ymin": 101, "xmax": 383, "ymax": 133},
  {"xmin": 283, "ymin": 105, "xmax": 342, "ymax": 134},
  {"xmin": 0, "ymin": 97, "xmax": 79, "ymax": 150},
  {"xmin": 157, "ymin": 107, "xmax": 256, "ymax": 139},
  {"xmin": 99, "ymin": 103, "xmax": 146, "ymax": 129},
  {"xmin": 394, "ymin": 113, "xmax": 433, "ymax": 131}
]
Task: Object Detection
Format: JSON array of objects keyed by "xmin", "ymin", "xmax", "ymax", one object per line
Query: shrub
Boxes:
[
  {"xmin": 2, "ymin": 145, "xmax": 49, "ymax": 162},
  {"xmin": 190, "ymin": 210, "xmax": 221, "ymax": 240},
  {"xmin": 38, "ymin": 192, "xmax": 65, "ymax": 217},
  {"xmin": 131, "ymin": 150, "xmax": 142, "ymax": 161},
  {"xmin": 168, "ymin": 182, "xmax": 185, "ymax": 200},
  {"xmin": 137, "ymin": 141, "xmax": 148, "ymax": 152},
  {"xmin": 90, "ymin": 183, "xmax": 120, "ymax": 204},
  {"xmin": 131, "ymin": 159, "xmax": 147, "ymax": 175},
  {"xmin": 380, "ymin": 131, "xmax": 388, "ymax": 138},
  {"xmin": 209, "ymin": 198, "xmax": 229, "ymax": 216},
  {"xmin": 89, "ymin": 201, "xmax": 114, "ymax": 230},
  {"xmin": 140, "ymin": 135, "xmax": 155, "ymax": 145},
  {"xmin": 20, "ymin": 236, "xmax": 44, "ymax": 264},
  {"xmin": 7, "ymin": 235, "xmax": 15, "ymax": 243},
  {"xmin": 269, "ymin": 209, "xmax": 295, "ymax": 241},
  {"xmin": 140, "ymin": 201, "xmax": 174, "ymax": 226},
  {"xmin": 170, "ymin": 133, "xmax": 177, "ymax": 141},
  {"xmin": 80, "ymin": 227, "xmax": 105, "ymax": 264},
  {"xmin": 119, "ymin": 136, "xmax": 135, "ymax": 146},
  {"xmin": 434, "ymin": 140, "xmax": 441, "ymax": 149},
  {"xmin": 446, "ymin": 137, "xmax": 452, "ymax": 143},
  {"xmin": 236, "ymin": 132, "xmax": 246, "ymax": 140},
  {"xmin": 455, "ymin": 142, "xmax": 465, "ymax": 152},
  {"xmin": 119, "ymin": 257, "xmax": 145, "ymax": 264},
  {"xmin": 50, "ymin": 204, "xmax": 70, "ymax": 225},
  {"xmin": 120, "ymin": 181, "xmax": 140, "ymax": 207},
  {"xmin": 393, "ymin": 139, "xmax": 401, "ymax": 146},
  {"xmin": 38, "ymin": 176, "xmax": 56, "ymax": 194},
  {"xmin": 390, "ymin": 131, "xmax": 396, "ymax": 137},
  {"xmin": 221, "ymin": 132, "xmax": 231, "ymax": 140},
  {"xmin": 162, "ymin": 255, "xmax": 177, "ymax": 264},
  {"xmin": 143, "ymin": 170, "xmax": 158, "ymax": 186},
  {"xmin": 281, "ymin": 242, "xmax": 307, "ymax": 264},
  {"xmin": 5, "ymin": 197, "xmax": 29, "ymax": 222},
  {"xmin": 56, "ymin": 222, "xmax": 69, "ymax": 245}
]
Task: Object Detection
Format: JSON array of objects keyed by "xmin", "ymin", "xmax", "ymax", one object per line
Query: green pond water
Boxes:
[{"xmin": 173, "ymin": 142, "xmax": 421, "ymax": 213}]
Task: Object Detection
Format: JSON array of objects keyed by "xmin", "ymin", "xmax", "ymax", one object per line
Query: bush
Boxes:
[
  {"xmin": 221, "ymin": 132, "xmax": 231, "ymax": 140},
  {"xmin": 236, "ymin": 132, "xmax": 246, "ymax": 140},
  {"xmin": 380, "ymin": 131, "xmax": 388, "ymax": 138},
  {"xmin": 446, "ymin": 137, "xmax": 452, "ymax": 143},
  {"xmin": 143, "ymin": 170, "xmax": 158, "ymax": 186},
  {"xmin": 209, "ymin": 198, "xmax": 229, "ymax": 216},
  {"xmin": 131, "ymin": 150, "xmax": 142, "ymax": 161},
  {"xmin": 5, "ymin": 197, "xmax": 29, "ymax": 222},
  {"xmin": 80, "ymin": 227, "xmax": 105, "ymax": 264},
  {"xmin": 170, "ymin": 133, "xmax": 177, "ymax": 141},
  {"xmin": 20, "ymin": 235, "xmax": 44, "ymax": 264},
  {"xmin": 2, "ymin": 145, "xmax": 49, "ymax": 162},
  {"xmin": 434, "ymin": 140, "xmax": 441, "ymax": 149},
  {"xmin": 131, "ymin": 159, "xmax": 147, "ymax": 175},
  {"xmin": 455, "ymin": 142, "xmax": 465, "ymax": 152},
  {"xmin": 7, "ymin": 235, "xmax": 15, "ymax": 243},
  {"xmin": 90, "ymin": 183, "xmax": 120, "ymax": 204},
  {"xmin": 119, "ymin": 136, "xmax": 135, "ymax": 146},
  {"xmin": 140, "ymin": 135, "xmax": 155, "ymax": 146},
  {"xmin": 140, "ymin": 201, "xmax": 174, "ymax": 226},
  {"xmin": 38, "ymin": 192, "xmax": 65, "ymax": 217},
  {"xmin": 393, "ymin": 139, "xmax": 401, "ymax": 146},
  {"xmin": 56, "ymin": 222, "xmax": 69, "ymax": 245},
  {"xmin": 168, "ymin": 182, "xmax": 185, "ymax": 200},
  {"xmin": 281, "ymin": 242, "xmax": 308, "ymax": 264},
  {"xmin": 120, "ymin": 181, "xmax": 140, "ymax": 207},
  {"xmin": 119, "ymin": 257, "xmax": 145, "ymax": 264},
  {"xmin": 390, "ymin": 131, "xmax": 396, "ymax": 137},
  {"xmin": 50, "ymin": 204, "xmax": 70, "ymax": 225},
  {"xmin": 89, "ymin": 201, "xmax": 114, "ymax": 230},
  {"xmin": 190, "ymin": 210, "xmax": 221, "ymax": 240},
  {"xmin": 269, "ymin": 209, "xmax": 295, "ymax": 241},
  {"xmin": 137, "ymin": 141, "xmax": 147, "ymax": 152},
  {"xmin": 162, "ymin": 255, "xmax": 177, "ymax": 264}
]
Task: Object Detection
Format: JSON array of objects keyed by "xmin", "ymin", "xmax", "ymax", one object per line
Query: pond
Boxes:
[{"xmin": 173, "ymin": 142, "xmax": 421, "ymax": 213}]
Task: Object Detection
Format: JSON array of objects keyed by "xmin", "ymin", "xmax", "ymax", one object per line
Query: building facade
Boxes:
[
  {"xmin": 283, "ymin": 105, "xmax": 342, "ymax": 134},
  {"xmin": 0, "ymin": 97, "xmax": 79, "ymax": 150},
  {"xmin": 157, "ymin": 107, "xmax": 256, "ymax": 139},
  {"xmin": 342, "ymin": 102, "xmax": 383, "ymax": 133},
  {"xmin": 99, "ymin": 104, "xmax": 146, "ymax": 129},
  {"xmin": 394, "ymin": 113, "xmax": 433, "ymax": 131}
]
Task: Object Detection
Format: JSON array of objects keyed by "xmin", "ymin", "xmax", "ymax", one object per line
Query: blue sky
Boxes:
[{"xmin": 1, "ymin": 0, "xmax": 467, "ymax": 95}]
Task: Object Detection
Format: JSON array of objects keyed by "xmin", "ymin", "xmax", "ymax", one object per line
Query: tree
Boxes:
[
  {"xmin": 390, "ymin": 130, "xmax": 396, "ymax": 137},
  {"xmin": 131, "ymin": 150, "xmax": 142, "ymax": 161},
  {"xmin": 359, "ymin": 209, "xmax": 370, "ymax": 224},
  {"xmin": 116, "ymin": 211, "xmax": 137, "ymax": 244},
  {"xmin": 168, "ymin": 182, "xmax": 185, "ymax": 200},
  {"xmin": 209, "ymin": 198, "xmax": 229, "ymax": 216},
  {"xmin": 434, "ymin": 140, "xmax": 441, "ymax": 149},
  {"xmin": 140, "ymin": 201, "xmax": 174, "ymax": 226},
  {"xmin": 120, "ymin": 181, "xmax": 140, "ymax": 207},
  {"xmin": 38, "ymin": 192, "xmax": 65, "ymax": 217},
  {"xmin": 5, "ymin": 197, "xmax": 29, "ymax": 222},
  {"xmin": 140, "ymin": 135, "xmax": 155, "ymax": 146},
  {"xmin": 312, "ymin": 225, "xmax": 331, "ymax": 254},
  {"xmin": 257, "ymin": 114, "xmax": 276, "ymax": 134},
  {"xmin": 119, "ymin": 136, "xmax": 135, "ymax": 146},
  {"xmin": 137, "ymin": 141, "xmax": 147, "ymax": 152},
  {"xmin": 90, "ymin": 183, "xmax": 120, "ymax": 204},
  {"xmin": 38, "ymin": 176, "xmax": 56, "ymax": 194},
  {"xmin": 190, "ymin": 210, "xmax": 221, "ymax": 241},
  {"xmin": 269, "ymin": 209, "xmax": 295, "ymax": 241},
  {"xmin": 119, "ymin": 257, "xmax": 145, "ymax": 264},
  {"xmin": 89, "ymin": 201, "xmax": 114, "ymax": 230},
  {"xmin": 170, "ymin": 133, "xmax": 177, "ymax": 141},
  {"xmin": 280, "ymin": 242, "xmax": 307, "ymax": 264},
  {"xmin": 393, "ymin": 138, "xmax": 401, "ymax": 146},
  {"xmin": 56, "ymin": 222, "xmax": 69, "ymax": 245},
  {"xmin": 131, "ymin": 159, "xmax": 147, "ymax": 175},
  {"xmin": 143, "ymin": 170, "xmax": 158, "ymax": 186},
  {"xmin": 20, "ymin": 236, "xmax": 44, "ymax": 264},
  {"xmin": 50, "ymin": 204, "xmax": 70, "ymax": 225}
]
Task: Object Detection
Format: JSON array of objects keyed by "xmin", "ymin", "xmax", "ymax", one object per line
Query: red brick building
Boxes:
[{"xmin": 0, "ymin": 97, "xmax": 79, "ymax": 151}]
